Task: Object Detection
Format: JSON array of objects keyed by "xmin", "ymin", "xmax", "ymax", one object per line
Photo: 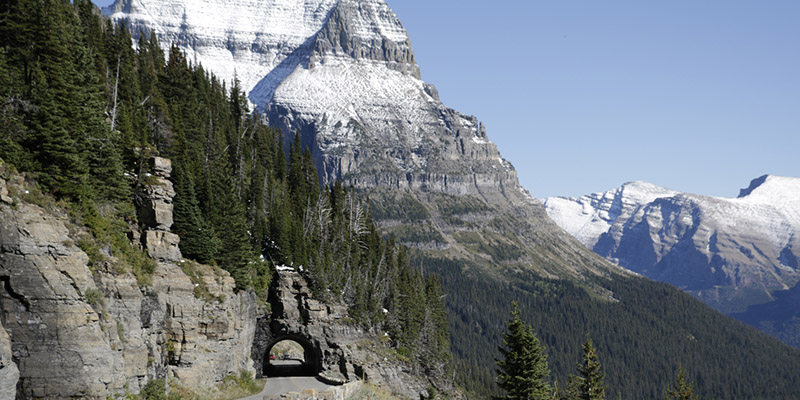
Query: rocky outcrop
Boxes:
[
  {"xmin": 137, "ymin": 157, "xmax": 175, "ymax": 231},
  {"xmin": 137, "ymin": 157, "xmax": 182, "ymax": 263},
  {"xmin": 253, "ymin": 270, "xmax": 457, "ymax": 399},
  {"xmin": 0, "ymin": 163, "xmax": 256, "ymax": 399},
  {"xmin": 0, "ymin": 176, "xmax": 11, "ymax": 205},
  {"xmin": 0, "ymin": 319, "xmax": 18, "ymax": 400},
  {"xmin": 142, "ymin": 230, "xmax": 181, "ymax": 263},
  {"xmin": 1, "ymin": 155, "xmax": 459, "ymax": 398}
]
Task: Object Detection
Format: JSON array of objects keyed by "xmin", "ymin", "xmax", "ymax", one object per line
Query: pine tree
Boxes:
[
  {"xmin": 496, "ymin": 302, "xmax": 553, "ymax": 400},
  {"xmin": 665, "ymin": 367, "xmax": 698, "ymax": 400},
  {"xmin": 172, "ymin": 161, "xmax": 218, "ymax": 263},
  {"xmin": 25, "ymin": 0, "xmax": 91, "ymax": 199},
  {"xmin": 423, "ymin": 275, "xmax": 450, "ymax": 365},
  {"xmin": 205, "ymin": 136, "xmax": 253, "ymax": 284},
  {"xmin": 571, "ymin": 335, "xmax": 606, "ymax": 400}
]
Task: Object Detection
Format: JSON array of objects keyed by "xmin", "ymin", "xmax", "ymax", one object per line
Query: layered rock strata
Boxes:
[
  {"xmin": 0, "ymin": 163, "xmax": 256, "ymax": 398},
  {"xmin": 137, "ymin": 156, "xmax": 181, "ymax": 263}
]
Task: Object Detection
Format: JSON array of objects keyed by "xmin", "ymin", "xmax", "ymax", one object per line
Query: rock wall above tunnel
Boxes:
[{"xmin": 252, "ymin": 269, "xmax": 439, "ymax": 399}]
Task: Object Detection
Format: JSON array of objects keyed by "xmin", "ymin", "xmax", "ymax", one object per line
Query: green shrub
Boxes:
[
  {"xmin": 84, "ymin": 288, "xmax": 105, "ymax": 308},
  {"xmin": 77, "ymin": 236, "xmax": 105, "ymax": 270},
  {"xmin": 140, "ymin": 379, "xmax": 172, "ymax": 400},
  {"xmin": 221, "ymin": 370, "xmax": 260, "ymax": 394},
  {"xmin": 116, "ymin": 320, "xmax": 126, "ymax": 343},
  {"xmin": 70, "ymin": 201, "xmax": 156, "ymax": 286}
]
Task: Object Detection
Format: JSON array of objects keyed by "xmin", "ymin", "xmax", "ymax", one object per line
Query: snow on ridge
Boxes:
[
  {"xmin": 270, "ymin": 56, "xmax": 442, "ymax": 144},
  {"xmin": 543, "ymin": 181, "xmax": 680, "ymax": 248},
  {"xmin": 615, "ymin": 181, "xmax": 679, "ymax": 206},
  {"xmin": 344, "ymin": 0, "xmax": 411, "ymax": 43},
  {"xmin": 545, "ymin": 175, "xmax": 800, "ymax": 252},
  {"xmin": 105, "ymin": 0, "xmax": 422, "ymax": 111},
  {"xmin": 734, "ymin": 175, "xmax": 800, "ymax": 206},
  {"xmin": 104, "ymin": 0, "xmax": 339, "ymax": 99}
]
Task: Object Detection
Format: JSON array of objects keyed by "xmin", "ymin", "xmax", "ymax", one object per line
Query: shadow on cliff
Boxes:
[{"xmin": 248, "ymin": 1, "xmax": 338, "ymax": 111}]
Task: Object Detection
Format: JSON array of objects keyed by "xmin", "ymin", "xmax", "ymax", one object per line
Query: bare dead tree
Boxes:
[{"xmin": 110, "ymin": 56, "xmax": 121, "ymax": 131}]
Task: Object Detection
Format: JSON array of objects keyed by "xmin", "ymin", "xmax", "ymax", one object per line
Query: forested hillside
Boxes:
[
  {"xmin": 418, "ymin": 254, "xmax": 800, "ymax": 399},
  {"xmin": 0, "ymin": 0, "xmax": 449, "ymax": 376}
]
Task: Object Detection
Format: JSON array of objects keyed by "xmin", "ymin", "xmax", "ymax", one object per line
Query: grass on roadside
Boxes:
[{"xmin": 136, "ymin": 371, "xmax": 263, "ymax": 400}]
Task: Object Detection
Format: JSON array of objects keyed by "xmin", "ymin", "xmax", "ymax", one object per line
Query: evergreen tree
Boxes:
[
  {"xmin": 665, "ymin": 367, "xmax": 698, "ymax": 400},
  {"xmin": 422, "ymin": 275, "xmax": 450, "ymax": 366},
  {"xmin": 496, "ymin": 302, "xmax": 553, "ymax": 400},
  {"xmin": 172, "ymin": 161, "xmax": 218, "ymax": 263},
  {"xmin": 560, "ymin": 377, "xmax": 581, "ymax": 400},
  {"xmin": 25, "ymin": 0, "xmax": 91, "ymax": 199},
  {"xmin": 571, "ymin": 336, "xmax": 606, "ymax": 400},
  {"xmin": 206, "ymin": 136, "xmax": 253, "ymax": 283}
]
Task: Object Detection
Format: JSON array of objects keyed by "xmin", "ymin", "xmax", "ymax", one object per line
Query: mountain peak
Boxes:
[
  {"xmin": 736, "ymin": 175, "xmax": 800, "ymax": 204},
  {"xmin": 738, "ymin": 174, "xmax": 770, "ymax": 198},
  {"xmin": 312, "ymin": 0, "xmax": 419, "ymax": 77},
  {"xmin": 617, "ymin": 180, "xmax": 677, "ymax": 202},
  {"xmin": 543, "ymin": 181, "xmax": 678, "ymax": 248},
  {"xmin": 104, "ymin": 0, "xmax": 418, "ymax": 110}
]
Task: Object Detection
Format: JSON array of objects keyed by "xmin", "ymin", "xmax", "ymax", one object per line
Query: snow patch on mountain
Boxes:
[
  {"xmin": 270, "ymin": 56, "xmax": 435, "ymax": 143},
  {"xmin": 544, "ymin": 181, "xmax": 679, "ymax": 248},
  {"xmin": 104, "ymin": 0, "xmax": 338, "ymax": 104}
]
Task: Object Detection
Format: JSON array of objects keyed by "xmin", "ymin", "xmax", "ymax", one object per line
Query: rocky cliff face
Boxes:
[
  {"xmin": 0, "ymin": 163, "xmax": 256, "ymax": 399},
  {"xmin": 105, "ymin": 0, "xmax": 628, "ymax": 283},
  {"xmin": 544, "ymin": 176, "xmax": 800, "ymax": 342},
  {"xmin": 0, "ymin": 158, "xmax": 453, "ymax": 398},
  {"xmin": 254, "ymin": 269, "xmax": 457, "ymax": 399},
  {"xmin": 0, "ymin": 318, "xmax": 18, "ymax": 400}
]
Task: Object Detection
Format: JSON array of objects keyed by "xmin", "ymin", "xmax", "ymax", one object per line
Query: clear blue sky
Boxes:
[{"xmin": 95, "ymin": 0, "xmax": 800, "ymax": 198}]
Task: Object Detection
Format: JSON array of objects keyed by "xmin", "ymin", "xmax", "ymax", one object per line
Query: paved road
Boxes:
[
  {"xmin": 239, "ymin": 377, "xmax": 337, "ymax": 400},
  {"xmin": 270, "ymin": 359, "xmax": 303, "ymax": 366}
]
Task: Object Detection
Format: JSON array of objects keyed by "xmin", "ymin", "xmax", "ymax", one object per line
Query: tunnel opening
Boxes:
[{"xmin": 263, "ymin": 335, "xmax": 320, "ymax": 377}]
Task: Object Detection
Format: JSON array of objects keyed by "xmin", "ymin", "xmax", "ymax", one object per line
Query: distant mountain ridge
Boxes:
[{"xmin": 545, "ymin": 175, "xmax": 800, "ymax": 346}]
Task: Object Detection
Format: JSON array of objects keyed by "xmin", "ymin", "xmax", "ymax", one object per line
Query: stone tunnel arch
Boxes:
[{"xmin": 263, "ymin": 333, "xmax": 321, "ymax": 377}]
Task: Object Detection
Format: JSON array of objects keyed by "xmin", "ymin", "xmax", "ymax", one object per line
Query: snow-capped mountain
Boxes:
[
  {"xmin": 544, "ymin": 176, "xmax": 800, "ymax": 316},
  {"xmin": 104, "ymin": 0, "xmax": 511, "ymax": 198},
  {"xmin": 104, "ymin": 0, "xmax": 630, "ymax": 282}
]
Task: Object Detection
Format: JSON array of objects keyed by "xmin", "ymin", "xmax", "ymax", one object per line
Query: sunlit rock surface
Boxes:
[{"xmin": 545, "ymin": 175, "xmax": 800, "ymax": 317}]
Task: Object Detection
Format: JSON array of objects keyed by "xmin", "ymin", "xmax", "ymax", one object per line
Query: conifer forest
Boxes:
[{"xmin": 3, "ymin": 2, "xmax": 800, "ymax": 399}]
